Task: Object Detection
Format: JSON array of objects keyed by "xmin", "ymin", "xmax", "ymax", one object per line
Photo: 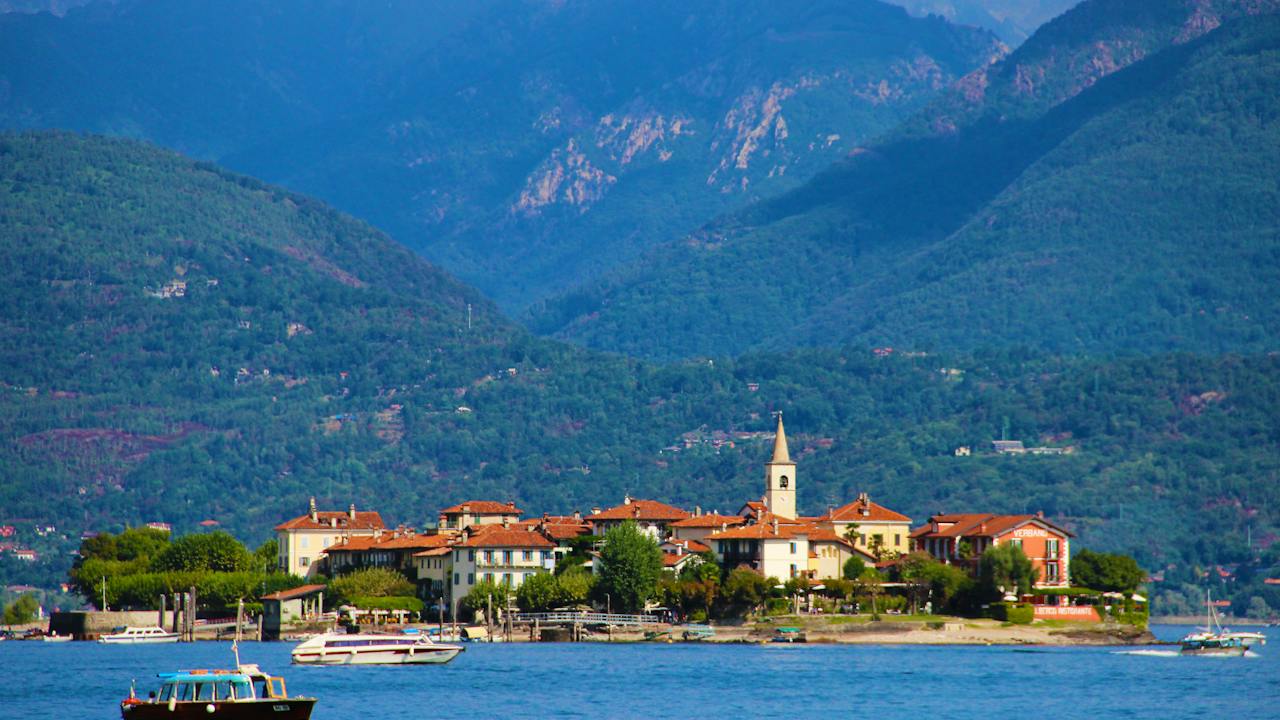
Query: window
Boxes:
[
  {"xmin": 1009, "ymin": 539, "xmax": 1022, "ymax": 549},
  {"xmin": 483, "ymin": 550, "xmax": 492, "ymax": 564},
  {"xmin": 502, "ymin": 573, "xmax": 512, "ymax": 586},
  {"xmin": 1047, "ymin": 539, "xmax": 1060, "ymax": 558},
  {"xmin": 503, "ymin": 550, "xmax": 513, "ymax": 564},
  {"xmin": 895, "ymin": 534, "xmax": 901, "ymax": 547},
  {"xmin": 523, "ymin": 550, "xmax": 532, "ymax": 561},
  {"xmin": 484, "ymin": 573, "xmax": 494, "ymax": 583},
  {"xmin": 789, "ymin": 542, "xmax": 796, "ymax": 554},
  {"xmin": 1046, "ymin": 562, "xmax": 1060, "ymax": 582},
  {"xmin": 453, "ymin": 572, "xmax": 460, "ymax": 585},
  {"xmin": 543, "ymin": 550, "xmax": 553, "ymax": 561},
  {"xmin": 468, "ymin": 550, "xmax": 475, "ymax": 561},
  {"xmin": 779, "ymin": 475, "xmax": 789, "ymax": 489},
  {"xmin": 467, "ymin": 573, "xmax": 474, "ymax": 585},
  {"xmin": 790, "ymin": 564, "xmax": 797, "ymax": 577},
  {"xmin": 298, "ymin": 557, "xmax": 309, "ymax": 568}
]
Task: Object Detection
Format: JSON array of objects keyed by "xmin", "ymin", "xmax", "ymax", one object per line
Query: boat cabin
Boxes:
[{"xmin": 150, "ymin": 667, "xmax": 287, "ymax": 704}]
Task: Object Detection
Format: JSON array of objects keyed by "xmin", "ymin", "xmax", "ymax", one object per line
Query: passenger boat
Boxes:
[
  {"xmin": 41, "ymin": 631, "xmax": 73, "ymax": 643},
  {"xmin": 1180, "ymin": 591, "xmax": 1266, "ymax": 656},
  {"xmin": 291, "ymin": 630, "xmax": 463, "ymax": 665},
  {"xmin": 99, "ymin": 626, "xmax": 179, "ymax": 644},
  {"xmin": 120, "ymin": 662, "xmax": 315, "ymax": 719}
]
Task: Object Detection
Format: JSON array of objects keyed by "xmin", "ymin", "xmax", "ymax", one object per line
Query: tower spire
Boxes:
[{"xmin": 770, "ymin": 412, "xmax": 791, "ymax": 464}]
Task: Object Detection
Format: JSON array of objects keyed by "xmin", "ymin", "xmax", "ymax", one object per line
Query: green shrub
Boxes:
[{"xmin": 992, "ymin": 601, "xmax": 1034, "ymax": 624}]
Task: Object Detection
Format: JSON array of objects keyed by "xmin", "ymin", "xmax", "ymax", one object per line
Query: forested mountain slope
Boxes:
[
  {"xmin": 2, "ymin": 133, "xmax": 1278, "ymax": 583},
  {"xmin": 0, "ymin": 0, "xmax": 1002, "ymax": 310},
  {"xmin": 533, "ymin": 1, "xmax": 1280, "ymax": 359}
]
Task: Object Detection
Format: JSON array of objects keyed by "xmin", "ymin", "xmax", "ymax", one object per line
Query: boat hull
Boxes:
[
  {"xmin": 121, "ymin": 699, "xmax": 315, "ymax": 719},
  {"xmin": 99, "ymin": 636, "xmax": 180, "ymax": 644},
  {"xmin": 292, "ymin": 646, "xmax": 460, "ymax": 665}
]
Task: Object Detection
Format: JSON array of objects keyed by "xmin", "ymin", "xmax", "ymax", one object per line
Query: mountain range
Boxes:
[
  {"xmin": 1, "ymin": 0, "xmax": 1279, "ymax": 591},
  {"xmin": 0, "ymin": 0, "xmax": 1004, "ymax": 310},
  {"xmin": 532, "ymin": 0, "xmax": 1280, "ymax": 359}
]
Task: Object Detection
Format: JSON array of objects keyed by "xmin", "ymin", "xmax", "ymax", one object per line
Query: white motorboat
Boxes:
[
  {"xmin": 98, "ymin": 626, "xmax": 180, "ymax": 644},
  {"xmin": 42, "ymin": 632, "xmax": 73, "ymax": 643},
  {"xmin": 290, "ymin": 631, "xmax": 463, "ymax": 665}
]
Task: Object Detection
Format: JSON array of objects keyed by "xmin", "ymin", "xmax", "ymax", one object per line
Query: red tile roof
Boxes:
[
  {"xmin": 671, "ymin": 514, "xmax": 746, "ymax": 529},
  {"xmin": 821, "ymin": 496, "xmax": 911, "ymax": 524},
  {"xmin": 261, "ymin": 584, "xmax": 326, "ymax": 601},
  {"xmin": 414, "ymin": 547, "xmax": 453, "ymax": 558},
  {"xmin": 706, "ymin": 523, "xmax": 812, "ymax": 541},
  {"xmin": 663, "ymin": 553, "xmax": 697, "ymax": 567},
  {"xmin": 911, "ymin": 513, "xmax": 1073, "ymax": 540},
  {"xmin": 275, "ymin": 510, "xmax": 385, "ymax": 532},
  {"xmin": 665, "ymin": 538, "xmax": 712, "ymax": 554},
  {"xmin": 588, "ymin": 499, "xmax": 690, "ymax": 522},
  {"xmin": 457, "ymin": 527, "xmax": 555, "ymax": 549},
  {"xmin": 439, "ymin": 500, "xmax": 522, "ymax": 515},
  {"xmin": 323, "ymin": 531, "xmax": 452, "ymax": 554}
]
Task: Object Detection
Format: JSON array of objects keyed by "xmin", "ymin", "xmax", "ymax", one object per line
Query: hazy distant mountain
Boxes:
[
  {"xmin": 886, "ymin": 0, "xmax": 1078, "ymax": 44},
  {"xmin": 0, "ymin": 0, "xmax": 1002, "ymax": 310},
  {"xmin": 531, "ymin": 0, "xmax": 1280, "ymax": 360}
]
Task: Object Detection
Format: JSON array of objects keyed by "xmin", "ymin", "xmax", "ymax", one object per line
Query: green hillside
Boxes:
[
  {"xmin": 532, "ymin": 2, "xmax": 1280, "ymax": 359},
  {"xmin": 3, "ymin": 133, "xmax": 1280, "ymax": 597},
  {"xmin": 0, "ymin": 0, "xmax": 1002, "ymax": 310}
]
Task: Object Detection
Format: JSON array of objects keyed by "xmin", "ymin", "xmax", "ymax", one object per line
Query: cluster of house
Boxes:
[{"xmin": 274, "ymin": 416, "xmax": 1075, "ymax": 619}]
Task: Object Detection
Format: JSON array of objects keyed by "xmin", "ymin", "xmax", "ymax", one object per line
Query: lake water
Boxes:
[{"xmin": 2, "ymin": 625, "xmax": 1277, "ymax": 719}]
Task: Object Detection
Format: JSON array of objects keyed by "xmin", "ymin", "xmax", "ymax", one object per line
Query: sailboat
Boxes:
[{"xmin": 1180, "ymin": 590, "xmax": 1266, "ymax": 656}]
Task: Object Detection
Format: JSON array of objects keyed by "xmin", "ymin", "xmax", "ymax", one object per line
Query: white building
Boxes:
[{"xmin": 449, "ymin": 526, "xmax": 556, "ymax": 618}]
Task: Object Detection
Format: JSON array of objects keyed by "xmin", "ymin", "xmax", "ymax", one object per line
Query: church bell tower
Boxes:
[{"xmin": 764, "ymin": 413, "xmax": 796, "ymax": 519}]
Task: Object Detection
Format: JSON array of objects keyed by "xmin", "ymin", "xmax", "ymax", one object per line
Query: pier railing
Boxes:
[{"xmin": 512, "ymin": 612, "xmax": 665, "ymax": 627}]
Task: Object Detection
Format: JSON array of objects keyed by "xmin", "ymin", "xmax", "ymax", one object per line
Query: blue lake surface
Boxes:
[{"xmin": 2, "ymin": 625, "xmax": 1277, "ymax": 719}]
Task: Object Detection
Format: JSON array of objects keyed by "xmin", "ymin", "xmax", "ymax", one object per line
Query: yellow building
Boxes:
[
  {"xmin": 274, "ymin": 498, "xmax": 385, "ymax": 578},
  {"xmin": 810, "ymin": 492, "xmax": 912, "ymax": 558}
]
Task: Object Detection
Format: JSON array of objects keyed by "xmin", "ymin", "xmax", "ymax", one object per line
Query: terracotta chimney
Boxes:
[
  {"xmin": 348, "ymin": 503, "xmax": 356, "ymax": 520},
  {"xmin": 695, "ymin": 505, "xmax": 702, "ymax": 517},
  {"xmin": 573, "ymin": 510, "xmax": 582, "ymax": 522},
  {"xmin": 771, "ymin": 518, "xmax": 780, "ymax": 535}
]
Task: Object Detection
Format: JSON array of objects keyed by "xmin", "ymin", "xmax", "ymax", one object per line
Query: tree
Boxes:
[
  {"xmin": 3, "ymin": 594, "xmax": 39, "ymax": 625},
  {"xmin": 327, "ymin": 568, "xmax": 415, "ymax": 606},
  {"xmin": 515, "ymin": 571, "xmax": 559, "ymax": 612},
  {"xmin": 842, "ymin": 556, "xmax": 867, "ymax": 581},
  {"xmin": 596, "ymin": 521, "xmax": 663, "ymax": 613},
  {"xmin": 555, "ymin": 566, "xmax": 595, "ymax": 606},
  {"xmin": 252, "ymin": 539, "xmax": 279, "ymax": 572},
  {"xmin": 897, "ymin": 552, "xmax": 973, "ymax": 614},
  {"xmin": 1071, "ymin": 549, "xmax": 1145, "ymax": 593},
  {"xmin": 460, "ymin": 579, "xmax": 509, "ymax": 622},
  {"xmin": 115, "ymin": 527, "xmax": 171, "ymax": 561},
  {"xmin": 151, "ymin": 531, "xmax": 252, "ymax": 573},
  {"xmin": 978, "ymin": 543, "xmax": 1037, "ymax": 601},
  {"xmin": 721, "ymin": 568, "xmax": 771, "ymax": 613}
]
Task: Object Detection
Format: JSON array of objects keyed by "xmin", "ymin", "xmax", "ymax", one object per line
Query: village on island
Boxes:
[{"xmin": 40, "ymin": 415, "xmax": 1149, "ymax": 645}]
